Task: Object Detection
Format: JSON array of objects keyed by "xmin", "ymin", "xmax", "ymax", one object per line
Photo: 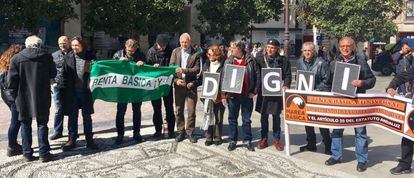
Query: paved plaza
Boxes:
[{"xmin": 0, "ymin": 72, "xmax": 413, "ymax": 177}]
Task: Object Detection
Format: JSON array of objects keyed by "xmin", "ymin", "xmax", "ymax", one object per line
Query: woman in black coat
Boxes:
[{"xmin": 60, "ymin": 37, "xmax": 97, "ymax": 151}]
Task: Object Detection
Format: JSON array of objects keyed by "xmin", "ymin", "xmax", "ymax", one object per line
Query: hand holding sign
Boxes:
[
  {"xmin": 387, "ymin": 88, "xmax": 397, "ymax": 97},
  {"xmin": 176, "ymin": 68, "xmax": 184, "ymax": 74},
  {"xmin": 136, "ymin": 61, "xmax": 144, "ymax": 66},
  {"xmin": 352, "ymin": 80, "xmax": 364, "ymax": 87}
]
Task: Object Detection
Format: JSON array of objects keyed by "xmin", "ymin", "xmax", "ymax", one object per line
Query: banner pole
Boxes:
[
  {"xmin": 285, "ymin": 122, "xmax": 291, "ymax": 156},
  {"xmin": 283, "ymin": 91, "xmax": 291, "ymax": 156}
]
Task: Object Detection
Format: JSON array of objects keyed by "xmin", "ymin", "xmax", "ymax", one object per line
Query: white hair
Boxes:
[
  {"xmin": 302, "ymin": 42, "xmax": 316, "ymax": 52},
  {"xmin": 25, "ymin": 35, "xmax": 43, "ymax": 48},
  {"xmin": 179, "ymin": 33, "xmax": 191, "ymax": 41}
]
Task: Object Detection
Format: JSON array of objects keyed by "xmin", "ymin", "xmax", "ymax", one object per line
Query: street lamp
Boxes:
[{"xmin": 284, "ymin": 0, "xmax": 290, "ymax": 60}]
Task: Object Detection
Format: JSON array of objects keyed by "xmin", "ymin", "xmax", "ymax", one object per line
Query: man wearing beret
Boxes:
[{"xmin": 255, "ymin": 39, "xmax": 292, "ymax": 151}]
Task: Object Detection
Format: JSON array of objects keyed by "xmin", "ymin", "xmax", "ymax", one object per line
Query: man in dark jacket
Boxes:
[
  {"xmin": 393, "ymin": 42, "xmax": 413, "ymax": 96},
  {"xmin": 386, "ymin": 67, "xmax": 414, "ymax": 175},
  {"xmin": 296, "ymin": 42, "xmax": 331, "ymax": 154},
  {"xmin": 50, "ymin": 36, "xmax": 71, "ymax": 140},
  {"xmin": 225, "ymin": 40, "xmax": 260, "ymax": 152},
  {"xmin": 255, "ymin": 39, "xmax": 291, "ymax": 151},
  {"xmin": 324, "ymin": 37, "xmax": 376, "ymax": 172},
  {"xmin": 169, "ymin": 33, "xmax": 200, "ymax": 143},
  {"xmin": 147, "ymin": 34, "xmax": 175, "ymax": 139},
  {"xmin": 7, "ymin": 35, "xmax": 56, "ymax": 162},
  {"xmin": 113, "ymin": 38, "xmax": 146, "ymax": 144}
]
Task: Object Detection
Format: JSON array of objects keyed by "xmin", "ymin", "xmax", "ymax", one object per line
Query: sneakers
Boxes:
[
  {"xmin": 299, "ymin": 145, "xmax": 317, "ymax": 152},
  {"xmin": 49, "ymin": 133, "xmax": 63, "ymax": 140},
  {"xmin": 257, "ymin": 139, "xmax": 268, "ymax": 149},
  {"xmin": 86, "ymin": 140, "xmax": 99, "ymax": 150},
  {"xmin": 357, "ymin": 162, "xmax": 367, "ymax": 172},
  {"xmin": 390, "ymin": 165, "xmax": 412, "ymax": 175},
  {"xmin": 228, "ymin": 142, "xmax": 237, "ymax": 151},
  {"xmin": 7, "ymin": 144, "xmax": 22, "ymax": 157},
  {"xmin": 274, "ymin": 139, "xmax": 284, "ymax": 151},
  {"xmin": 325, "ymin": 157, "xmax": 341, "ymax": 166},
  {"xmin": 40, "ymin": 153, "xmax": 55, "ymax": 163}
]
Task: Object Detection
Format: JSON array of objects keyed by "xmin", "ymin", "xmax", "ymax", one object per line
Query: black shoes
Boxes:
[
  {"xmin": 49, "ymin": 133, "xmax": 63, "ymax": 140},
  {"xmin": 153, "ymin": 132, "xmax": 163, "ymax": 140},
  {"xmin": 205, "ymin": 140, "xmax": 213, "ymax": 146},
  {"xmin": 357, "ymin": 162, "xmax": 367, "ymax": 172},
  {"xmin": 40, "ymin": 153, "xmax": 55, "ymax": 163},
  {"xmin": 188, "ymin": 135, "xmax": 197, "ymax": 143},
  {"xmin": 228, "ymin": 142, "xmax": 237, "ymax": 151},
  {"xmin": 299, "ymin": 145, "xmax": 317, "ymax": 152},
  {"xmin": 7, "ymin": 144, "xmax": 22, "ymax": 157},
  {"xmin": 390, "ymin": 165, "xmax": 412, "ymax": 175},
  {"xmin": 245, "ymin": 142, "xmax": 255, "ymax": 152},
  {"xmin": 62, "ymin": 139, "xmax": 76, "ymax": 151},
  {"xmin": 325, "ymin": 157, "xmax": 341, "ymax": 166},
  {"xmin": 214, "ymin": 139, "xmax": 223, "ymax": 146},
  {"xmin": 133, "ymin": 133, "xmax": 143, "ymax": 143},
  {"xmin": 167, "ymin": 132, "xmax": 176, "ymax": 139},
  {"xmin": 86, "ymin": 140, "xmax": 99, "ymax": 150},
  {"xmin": 114, "ymin": 136, "xmax": 123, "ymax": 145},
  {"xmin": 175, "ymin": 131, "xmax": 186, "ymax": 142},
  {"xmin": 23, "ymin": 155, "xmax": 38, "ymax": 162}
]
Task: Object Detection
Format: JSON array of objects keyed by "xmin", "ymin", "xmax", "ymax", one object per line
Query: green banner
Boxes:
[{"xmin": 89, "ymin": 59, "xmax": 178, "ymax": 103}]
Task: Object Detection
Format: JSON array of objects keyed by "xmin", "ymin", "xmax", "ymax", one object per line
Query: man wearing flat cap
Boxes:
[
  {"xmin": 255, "ymin": 38, "xmax": 292, "ymax": 151},
  {"xmin": 146, "ymin": 34, "xmax": 175, "ymax": 139}
]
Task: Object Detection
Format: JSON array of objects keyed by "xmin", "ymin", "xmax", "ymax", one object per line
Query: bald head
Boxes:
[
  {"xmin": 179, "ymin": 33, "xmax": 191, "ymax": 50},
  {"xmin": 58, "ymin": 36, "xmax": 70, "ymax": 52}
]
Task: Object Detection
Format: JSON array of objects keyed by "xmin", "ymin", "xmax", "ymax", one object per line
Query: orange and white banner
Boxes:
[{"xmin": 284, "ymin": 90, "xmax": 414, "ymax": 141}]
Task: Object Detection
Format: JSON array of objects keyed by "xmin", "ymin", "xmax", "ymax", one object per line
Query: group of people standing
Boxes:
[{"xmin": 0, "ymin": 33, "xmax": 413, "ymax": 175}]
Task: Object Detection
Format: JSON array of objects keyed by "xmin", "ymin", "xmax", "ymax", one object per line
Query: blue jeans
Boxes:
[
  {"xmin": 21, "ymin": 116, "xmax": 50, "ymax": 157},
  {"xmin": 68, "ymin": 90, "xmax": 93, "ymax": 140},
  {"xmin": 52, "ymin": 85, "xmax": 64, "ymax": 135},
  {"xmin": 260, "ymin": 112, "xmax": 281, "ymax": 140},
  {"xmin": 227, "ymin": 95, "xmax": 253, "ymax": 143},
  {"xmin": 331, "ymin": 126, "xmax": 368, "ymax": 163},
  {"xmin": 8, "ymin": 103, "xmax": 20, "ymax": 147},
  {"xmin": 116, "ymin": 102, "xmax": 142, "ymax": 136}
]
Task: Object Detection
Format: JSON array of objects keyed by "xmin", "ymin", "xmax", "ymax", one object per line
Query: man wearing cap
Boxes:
[
  {"xmin": 255, "ymin": 39, "xmax": 291, "ymax": 151},
  {"xmin": 147, "ymin": 34, "xmax": 175, "ymax": 139},
  {"xmin": 113, "ymin": 39, "xmax": 146, "ymax": 145}
]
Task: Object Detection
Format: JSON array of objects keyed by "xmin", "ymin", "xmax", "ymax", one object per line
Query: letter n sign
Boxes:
[
  {"xmin": 201, "ymin": 72, "xmax": 220, "ymax": 99},
  {"xmin": 331, "ymin": 62, "xmax": 360, "ymax": 97},
  {"xmin": 296, "ymin": 70, "xmax": 315, "ymax": 91},
  {"xmin": 222, "ymin": 64, "xmax": 246, "ymax": 94},
  {"xmin": 262, "ymin": 68, "xmax": 282, "ymax": 96}
]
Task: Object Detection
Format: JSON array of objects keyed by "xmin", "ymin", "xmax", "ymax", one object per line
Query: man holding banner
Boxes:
[
  {"xmin": 112, "ymin": 39, "xmax": 146, "ymax": 144},
  {"xmin": 147, "ymin": 34, "xmax": 175, "ymax": 139},
  {"xmin": 387, "ymin": 67, "xmax": 414, "ymax": 175},
  {"xmin": 296, "ymin": 42, "xmax": 332, "ymax": 154},
  {"xmin": 255, "ymin": 39, "xmax": 291, "ymax": 151},
  {"xmin": 224, "ymin": 40, "xmax": 260, "ymax": 152},
  {"xmin": 169, "ymin": 33, "xmax": 200, "ymax": 143},
  {"xmin": 325, "ymin": 37, "xmax": 376, "ymax": 172}
]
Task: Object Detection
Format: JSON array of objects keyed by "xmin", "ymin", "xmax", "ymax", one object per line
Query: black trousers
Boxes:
[
  {"xmin": 398, "ymin": 137, "xmax": 413, "ymax": 168},
  {"xmin": 304, "ymin": 126, "xmax": 332, "ymax": 151},
  {"xmin": 151, "ymin": 91, "xmax": 175, "ymax": 134}
]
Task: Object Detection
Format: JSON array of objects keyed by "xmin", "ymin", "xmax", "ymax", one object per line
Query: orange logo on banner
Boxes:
[
  {"xmin": 285, "ymin": 94, "xmax": 307, "ymax": 121},
  {"xmin": 406, "ymin": 110, "xmax": 414, "ymax": 137}
]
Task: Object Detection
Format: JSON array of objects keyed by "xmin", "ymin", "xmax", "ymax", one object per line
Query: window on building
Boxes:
[{"xmin": 407, "ymin": 0, "xmax": 414, "ymax": 20}]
